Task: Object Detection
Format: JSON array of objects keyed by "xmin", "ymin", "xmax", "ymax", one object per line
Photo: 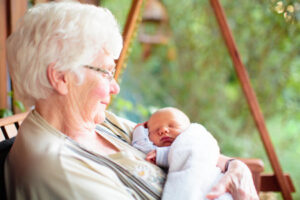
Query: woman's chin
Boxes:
[{"xmin": 94, "ymin": 112, "xmax": 105, "ymax": 124}]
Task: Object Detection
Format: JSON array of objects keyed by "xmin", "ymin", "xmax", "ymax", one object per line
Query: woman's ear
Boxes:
[{"xmin": 47, "ymin": 63, "xmax": 68, "ymax": 95}]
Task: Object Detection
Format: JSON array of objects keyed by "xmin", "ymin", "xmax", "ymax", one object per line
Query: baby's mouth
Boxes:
[{"xmin": 160, "ymin": 137, "xmax": 173, "ymax": 145}]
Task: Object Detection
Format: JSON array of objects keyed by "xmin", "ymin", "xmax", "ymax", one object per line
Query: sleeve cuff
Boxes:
[{"xmin": 156, "ymin": 147, "xmax": 170, "ymax": 168}]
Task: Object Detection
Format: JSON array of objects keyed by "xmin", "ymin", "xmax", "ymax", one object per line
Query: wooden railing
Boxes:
[{"xmin": 0, "ymin": 112, "xmax": 29, "ymax": 140}]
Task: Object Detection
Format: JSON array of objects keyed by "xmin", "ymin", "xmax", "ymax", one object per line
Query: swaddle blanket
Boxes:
[{"xmin": 162, "ymin": 123, "xmax": 233, "ymax": 200}]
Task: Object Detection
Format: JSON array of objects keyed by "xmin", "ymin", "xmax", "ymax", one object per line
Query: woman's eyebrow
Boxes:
[{"xmin": 103, "ymin": 63, "xmax": 116, "ymax": 71}]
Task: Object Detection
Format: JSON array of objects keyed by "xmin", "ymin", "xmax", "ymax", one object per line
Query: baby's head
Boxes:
[{"xmin": 147, "ymin": 107, "xmax": 190, "ymax": 147}]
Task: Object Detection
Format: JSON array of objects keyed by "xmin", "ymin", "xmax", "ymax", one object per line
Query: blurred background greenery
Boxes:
[{"xmin": 103, "ymin": 0, "xmax": 300, "ymax": 199}]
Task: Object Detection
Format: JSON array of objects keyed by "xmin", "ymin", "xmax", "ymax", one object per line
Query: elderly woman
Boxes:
[{"xmin": 5, "ymin": 2, "xmax": 258, "ymax": 200}]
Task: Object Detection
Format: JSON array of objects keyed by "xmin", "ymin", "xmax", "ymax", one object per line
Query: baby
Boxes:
[{"xmin": 132, "ymin": 107, "xmax": 232, "ymax": 200}]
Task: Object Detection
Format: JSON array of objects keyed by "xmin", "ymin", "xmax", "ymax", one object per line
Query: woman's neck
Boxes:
[
  {"xmin": 35, "ymin": 96, "xmax": 95, "ymax": 139},
  {"xmin": 35, "ymin": 94, "xmax": 119, "ymax": 155}
]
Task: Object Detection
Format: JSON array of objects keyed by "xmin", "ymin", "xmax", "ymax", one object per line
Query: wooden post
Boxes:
[
  {"xmin": 8, "ymin": 0, "xmax": 27, "ymax": 113},
  {"xmin": 114, "ymin": 0, "xmax": 144, "ymax": 80},
  {"xmin": 0, "ymin": 0, "xmax": 8, "ymax": 109},
  {"xmin": 209, "ymin": 0, "xmax": 293, "ymax": 199},
  {"xmin": 33, "ymin": 0, "xmax": 49, "ymax": 4},
  {"xmin": 9, "ymin": 0, "xmax": 27, "ymax": 33}
]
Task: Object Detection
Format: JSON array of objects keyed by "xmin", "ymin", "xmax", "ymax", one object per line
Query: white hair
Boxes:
[{"xmin": 6, "ymin": 2, "xmax": 123, "ymax": 106}]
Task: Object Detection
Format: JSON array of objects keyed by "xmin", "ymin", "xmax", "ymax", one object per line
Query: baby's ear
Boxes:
[{"xmin": 144, "ymin": 121, "xmax": 148, "ymax": 128}]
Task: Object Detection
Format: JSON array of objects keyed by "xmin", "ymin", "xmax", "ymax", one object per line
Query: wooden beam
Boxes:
[
  {"xmin": 260, "ymin": 174, "xmax": 295, "ymax": 192},
  {"xmin": 209, "ymin": 0, "xmax": 293, "ymax": 199},
  {"xmin": 33, "ymin": 0, "xmax": 49, "ymax": 4},
  {"xmin": 8, "ymin": 0, "xmax": 27, "ymax": 113},
  {"xmin": 114, "ymin": 0, "xmax": 144, "ymax": 80},
  {"xmin": 9, "ymin": 0, "xmax": 27, "ymax": 33},
  {"xmin": 0, "ymin": 111, "xmax": 28, "ymax": 127},
  {"xmin": 0, "ymin": 111, "xmax": 28, "ymax": 141},
  {"xmin": 0, "ymin": 0, "xmax": 8, "ymax": 109}
]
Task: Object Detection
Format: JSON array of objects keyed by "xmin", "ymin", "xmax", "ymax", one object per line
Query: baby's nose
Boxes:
[{"xmin": 158, "ymin": 127, "xmax": 169, "ymax": 135}]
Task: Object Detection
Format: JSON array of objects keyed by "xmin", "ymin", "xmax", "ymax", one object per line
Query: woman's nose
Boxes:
[
  {"xmin": 158, "ymin": 127, "xmax": 169, "ymax": 135},
  {"xmin": 110, "ymin": 79, "xmax": 120, "ymax": 94}
]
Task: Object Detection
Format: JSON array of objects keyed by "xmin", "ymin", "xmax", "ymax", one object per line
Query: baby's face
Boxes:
[{"xmin": 147, "ymin": 108, "xmax": 190, "ymax": 147}]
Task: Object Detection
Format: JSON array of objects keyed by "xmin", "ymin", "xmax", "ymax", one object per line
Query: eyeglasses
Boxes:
[{"xmin": 83, "ymin": 65, "xmax": 115, "ymax": 81}]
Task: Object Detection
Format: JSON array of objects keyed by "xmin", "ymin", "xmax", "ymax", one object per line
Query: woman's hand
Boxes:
[{"xmin": 206, "ymin": 159, "xmax": 259, "ymax": 200}]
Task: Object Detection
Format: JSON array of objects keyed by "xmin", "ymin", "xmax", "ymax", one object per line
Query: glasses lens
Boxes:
[{"xmin": 84, "ymin": 65, "xmax": 116, "ymax": 81}]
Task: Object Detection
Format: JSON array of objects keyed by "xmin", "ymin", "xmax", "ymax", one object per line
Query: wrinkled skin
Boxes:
[{"xmin": 206, "ymin": 160, "xmax": 259, "ymax": 200}]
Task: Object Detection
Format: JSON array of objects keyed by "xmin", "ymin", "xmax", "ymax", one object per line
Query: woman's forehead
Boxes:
[{"xmin": 92, "ymin": 49, "xmax": 116, "ymax": 68}]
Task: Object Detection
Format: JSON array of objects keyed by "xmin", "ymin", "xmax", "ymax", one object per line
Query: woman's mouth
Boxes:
[{"xmin": 100, "ymin": 101, "xmax": 109, "ymax": 106}]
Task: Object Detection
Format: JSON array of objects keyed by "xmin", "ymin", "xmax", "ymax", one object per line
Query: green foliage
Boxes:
[
  {"xmin": 0, "ymin": 91, "xmax": 26, "ymax": 118},
  {"xmin": 0, "ymin": 109, "xmax": 13, "ymax": 118},
  {"xmin": 13, "ymin": 100, "xmax": 26, "ymax": 113},
  {"xmin": 104, "ymin": 0, "xmax": 300, "ymax": 198},
  {"xmin": 111, "ymin": 96, "xmax": 153, "ymax": 123}
]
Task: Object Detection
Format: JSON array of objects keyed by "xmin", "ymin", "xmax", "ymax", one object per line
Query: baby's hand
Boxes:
[{"xmin": 146, "ymin": 150, "xmax": 157, "ymax": 164}]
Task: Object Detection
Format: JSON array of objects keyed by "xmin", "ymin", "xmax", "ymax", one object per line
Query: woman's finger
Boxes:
[
  {"xmin": 227, "ymin": 160, "xmax": 259, "ymax": 200},
  {"xmin": 206, "ymin": 173, "xmax": 230, "ymax": 199},
  {"xmin": 207, "ymin": 160, "xmax": 259, "ymax": 200}
]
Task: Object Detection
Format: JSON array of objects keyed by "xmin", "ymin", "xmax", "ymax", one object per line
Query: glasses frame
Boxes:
[{"xmin": 83, "ymin": 65, "xmax": 115, "ymax": 81}]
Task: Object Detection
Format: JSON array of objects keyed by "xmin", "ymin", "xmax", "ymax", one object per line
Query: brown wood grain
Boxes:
[
  {"xmin": 260, "ymin": 174, "xmax": 295, "ymax": 192},
  {"xmin": 0, "ymin": 111, "xmax": 28, "ymax": 141},
  {"xmin": 114, "ymin": 0, "xmax": 144, "ymax": 80},
  {"xmin": 0, "ymin": 0, "xmax": 8, "ymax": 109},
  {"xmin": 0, "ymin": 111, "xmax": 28, "ymax": 127},
  {"xmin": 33, "ymin": 0, "xmax": 49, "ymax": 4},
  {"xmin": 9, "ymin": 0, "xmax": 27, "ymax": 33}
]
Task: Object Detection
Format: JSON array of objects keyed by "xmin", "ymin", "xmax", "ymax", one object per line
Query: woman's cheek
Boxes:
[
  {"xmin": 91, "ymin": 84, "xmax": 109, "ymax": 123},
  {"xmin": 92, "ymin": 82, "xmax": 110, "ymax": 99}
]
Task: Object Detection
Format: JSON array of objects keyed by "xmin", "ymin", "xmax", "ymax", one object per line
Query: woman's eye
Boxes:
[{"xmin": 102, "ymin": 73, "xmax": 110, "ymax": 78}]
